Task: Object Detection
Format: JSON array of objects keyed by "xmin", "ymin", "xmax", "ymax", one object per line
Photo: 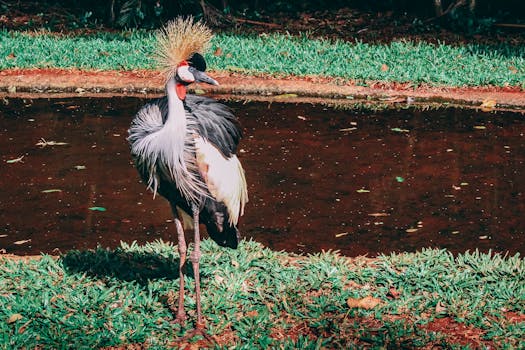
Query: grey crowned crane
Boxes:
[{"xmin": 127, "ymin": 18, "xmax": 248, "ymax": 331}]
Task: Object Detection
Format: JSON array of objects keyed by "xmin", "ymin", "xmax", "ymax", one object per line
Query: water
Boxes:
[{"xmin": 1, "ymin": 97, "xmax": 524, "ymax": 256}]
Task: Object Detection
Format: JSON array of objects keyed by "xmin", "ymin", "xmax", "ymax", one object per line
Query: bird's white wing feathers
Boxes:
[{"xmin": 194, "ymin": 137, "xmax": 248, "ymax": 225}]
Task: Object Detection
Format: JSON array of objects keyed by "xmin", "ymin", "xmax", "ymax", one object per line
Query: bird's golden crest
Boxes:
[{"xmin": 155, "ymin": 16, "xmax": 213, "ymax": 82}]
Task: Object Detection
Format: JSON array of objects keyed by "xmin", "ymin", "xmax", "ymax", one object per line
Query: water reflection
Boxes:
[{"xmin": 1, "ymin": 97, "xmax": 524, "ymax": 256}]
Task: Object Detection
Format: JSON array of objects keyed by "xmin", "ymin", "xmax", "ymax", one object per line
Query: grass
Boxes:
[
  {"xmin": 1, "ymin": 239, "xmax": 523, "ymax": 349},
  {"xmin": 0, "ymin": 30, "xmax": 524, "ymax": 87}
]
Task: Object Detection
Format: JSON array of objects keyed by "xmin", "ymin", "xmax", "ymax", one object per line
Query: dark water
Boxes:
[{"xmin": 1, "ymin": 97, "xmax": 524, "ymax": 256}]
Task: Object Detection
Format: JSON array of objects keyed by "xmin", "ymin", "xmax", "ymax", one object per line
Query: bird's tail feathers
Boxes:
[
  {"xmin": 202, "ymin": 199, "xmax": 240, "ymax": 249},
  {"xmin": 207, "ymin": 220, "xmax": 240, "ymax": 249}
]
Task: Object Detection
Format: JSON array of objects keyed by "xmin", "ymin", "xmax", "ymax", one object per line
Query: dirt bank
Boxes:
[{"xmin": 1, "ymin": 68, "xmax": 524, "ymax": 111}]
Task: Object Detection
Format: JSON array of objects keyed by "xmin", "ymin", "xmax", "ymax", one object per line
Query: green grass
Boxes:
[
  {"xmin": 1, "ymin": 30, "xmax": 524, "ymax": 87},
  {"xmin": 1, "ymin": 240, "xmax": 523, "ymax": 349}
]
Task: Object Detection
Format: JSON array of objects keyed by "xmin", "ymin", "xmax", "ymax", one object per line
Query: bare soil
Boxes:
[{"xmin": 1, "ymin": 68, "xmax": 524, "ymax": 111}]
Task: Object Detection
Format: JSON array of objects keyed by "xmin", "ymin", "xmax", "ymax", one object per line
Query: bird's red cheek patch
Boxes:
[{"xmin": 176, "ymin": 83, "xmax": 187, "ymax": 100}]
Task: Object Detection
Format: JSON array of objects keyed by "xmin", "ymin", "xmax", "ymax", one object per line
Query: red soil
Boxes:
[{"xmin": 0, "ymin": 68, "xmax": 524, "ymax": 111}]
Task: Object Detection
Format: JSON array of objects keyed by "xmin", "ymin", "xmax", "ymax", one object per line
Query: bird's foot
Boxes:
[{"xmin": 180, "ymin": 323, "xmax": 214, "ymax": 345}]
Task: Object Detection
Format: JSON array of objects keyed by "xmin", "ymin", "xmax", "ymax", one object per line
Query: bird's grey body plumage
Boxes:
[{"xmin": 128, "ymin": 94, "xmax": 244, "ymax": 248}]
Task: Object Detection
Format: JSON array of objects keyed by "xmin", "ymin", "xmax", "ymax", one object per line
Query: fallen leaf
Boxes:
[
  {"xmin": 36, "ymin": 139, "xmax": 68, "ymax": 147},
  {"xmin": 88, "ymin": 207, "xmax": 106, "ymax": 212},
  {"xmin": 274, "ymin": 93, "xmax": 298, "ymax": 99},
  {"xmin": 435, "ymin": 301, "xmax": 447, "ymax": 314},
  {"xmin": 7, "ymin": 314, "xmax": 23, "ymax": 324},
  {"xmin": 391, "ymin": 127, "xmax": 409, "ymax": 133},
  {"xmin": 368, "ymin": 213, "xmax": 390, "ymax": 217},
  {"xmin": 480, "ymin": 99, "xmax": 496, "ymax": 112},
  {"xmin": 214, "ymin": 47, "xmax": 223, "ymax": 56},
  {"xmin": 347, "ymin": 296, "xmax": 382, "ymax": 309},
  {"xmin": 395, "ymin": 176, "xmax": 404, "ymax": 183},
  {"xmin": 18, "ymin": 319, "xmax": 31, "ymax": 334},
  {"xmin": 6, "ymin": 156, "xmax": 24, "ymax": 164},
  {"xmin": 509, "ymin": 65, "xmax": 518, "ymax": 74},
  {"xmin": 41, "ymin": 189, "xmax": 62, "ymax": 193},
  {"xmin": 241, "ymin": 280, "xmax": 250, "ymax": 293},
  {"xmin": 13, "ymin": 239, "xmax": 31, "ymax": 245},
  {"xmin": 387, "ymin": 287, "xmax": 401, "ymax": 299},
  {"xmin": 245, "ymin": 310, "xmax": 259, "ymax": 318},
  {"xmin": 406, "ymin": 228, "xmax": 418, "ymax": 233},
  {"xmin": 381, "ymin": 63, "xmax": 389, "ymax": 72}
]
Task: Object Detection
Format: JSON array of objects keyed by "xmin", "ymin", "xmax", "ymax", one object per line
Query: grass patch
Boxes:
[
  {"xmin": 1, "ymin": 30, "xmax": 524, "ymax": 87},
  {"xmin": 1, "ymin": 240, "xmax": 523, "ymax": 348}
]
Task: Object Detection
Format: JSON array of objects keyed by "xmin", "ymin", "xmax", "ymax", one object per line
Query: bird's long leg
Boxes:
[
  {"xmin": 190, "ymin": 203, "xmax": 205, "ymax": 329},
  {"xmin": 174, "ymin": 216, "xmax": 188, "ymax": 323},
  {"xmin": 178, "ymin": 204, "xmax": 214, "ymax": 345},
  {"xmin": 169, "ymin": 205, "xmax": 187, "ymax": 324}
]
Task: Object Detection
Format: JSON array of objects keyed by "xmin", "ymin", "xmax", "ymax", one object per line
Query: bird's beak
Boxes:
[{"xmin": 193, "ymin": 70, "xmax": 219, "ymax": 86}]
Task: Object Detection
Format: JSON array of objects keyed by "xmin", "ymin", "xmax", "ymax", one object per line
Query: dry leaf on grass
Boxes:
[
  {"xmin": 387, "ymin": 287, "xmax": 401, "ymax": 299},
  {"xmin": 7, "ymin": 313, "xmax": 23, "ymax": 324},
  {"xmin": 245, "ymin": 310, "xmax": 259, "ymax": 318},
  {"xmin": 435, "ymin": 301, "xmax": 447, "ymax": 314},
  {"xmin": 346, "ymin": 296, "xmax": 382, "ymax": 309}
]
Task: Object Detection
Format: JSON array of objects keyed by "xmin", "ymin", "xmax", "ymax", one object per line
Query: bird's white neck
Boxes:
[{"xmin": 166, "ymin": 78, "xmax": 186, "ymax": 127}]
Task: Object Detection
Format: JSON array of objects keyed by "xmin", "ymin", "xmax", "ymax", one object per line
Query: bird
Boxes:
[{"xmin": 127, "ymin": 17, "xmax": 248, "ymax": 333}]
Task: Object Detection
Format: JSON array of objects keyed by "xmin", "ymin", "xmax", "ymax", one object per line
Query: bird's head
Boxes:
[
  {"xmin": 155, "ymin": 17, "xmax": 218, "ymax": 100},
  {"xmin": 174, "ymin": 53, "xmax": 219, "ymax": 100}
]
